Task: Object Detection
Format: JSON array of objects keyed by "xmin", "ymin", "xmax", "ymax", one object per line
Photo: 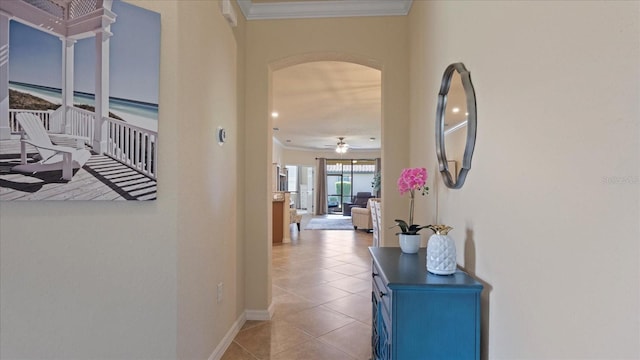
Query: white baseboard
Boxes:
[
  {"xmin": 245, "ymin": 302, "xmax": 275, "ymax": 320},
  {"xmin": 207, "ymin": 303, "xmax": 275, "ymax": 360},
  {"xmin": 208, "ymin": 312, "xmax": 246, "ymax": 360}
]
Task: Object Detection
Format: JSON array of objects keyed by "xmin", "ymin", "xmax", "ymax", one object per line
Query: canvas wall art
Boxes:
[{"xmin": 0, "ymin": 0, "xmax": 160, "ymax": 201}]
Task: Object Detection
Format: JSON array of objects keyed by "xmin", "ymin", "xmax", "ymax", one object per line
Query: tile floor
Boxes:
[{"xmin": 222, "ymin": 222, "xmax": 373, "ymax": 360}]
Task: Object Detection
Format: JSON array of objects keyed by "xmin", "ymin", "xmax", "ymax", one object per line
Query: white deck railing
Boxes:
[
  {"xmin": 64, "ymin": 106, "xmax": 94, "ymax": 141},
  {"xmin": 106, "ymin": 117, "xmax": 158, "ymax": 180},
  {"xmin": 9, "ymin": 107, "xmax": 158, "ymax": 180},
  {"xmin": 9, "ymin": 109, "xmax": 53, "ymax": 132},
  {"xmin": 9, "ymin": 106, "xmax": 92, "ymax": 139}
]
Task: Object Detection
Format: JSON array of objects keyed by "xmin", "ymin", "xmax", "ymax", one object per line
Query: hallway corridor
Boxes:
[{"xmin": 222, "ymin": 228, "xmax": 373, "ymax": 359}]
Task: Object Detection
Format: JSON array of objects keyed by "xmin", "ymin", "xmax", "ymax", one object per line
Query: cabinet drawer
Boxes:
[{"xmin": 372, "ymin": 262, "xmax": 392, "ymax": 316}]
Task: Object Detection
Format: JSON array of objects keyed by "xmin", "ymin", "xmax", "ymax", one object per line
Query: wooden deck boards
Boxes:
[{"xmin": 0, "ymin": 139, "xmax": 157, "ymax": 201}]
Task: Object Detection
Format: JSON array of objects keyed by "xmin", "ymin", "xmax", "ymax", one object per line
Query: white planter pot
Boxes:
[
  {"xmin": 426, "ymin": 233, "xmax": 456, "ymax": 275},
  {"xmin": 398, "ymin": 234, "xmax": 421, "ymax": 254}
]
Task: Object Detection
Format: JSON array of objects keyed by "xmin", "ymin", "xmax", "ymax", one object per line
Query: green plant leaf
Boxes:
[{"xmin": 393, "ymin": 219, "xmax": 409, "ymax": 233}]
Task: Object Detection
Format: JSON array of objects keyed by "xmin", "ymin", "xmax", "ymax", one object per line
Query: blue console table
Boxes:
[{"xmin": 369, "ymin": 247, "xmax": 483, "ymax": 360}]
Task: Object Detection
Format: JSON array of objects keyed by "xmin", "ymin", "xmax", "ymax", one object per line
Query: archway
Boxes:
[
  {"xmin": 242, "ymin": 17, "xmax": 411, "ymax": 318},
  {"xmin": 248, "ymin": 53, "xmax": 384, "ymax": 318},
  {"xmin": 269, "ymin": 57, "xmax": 382, "ymax": 220}
]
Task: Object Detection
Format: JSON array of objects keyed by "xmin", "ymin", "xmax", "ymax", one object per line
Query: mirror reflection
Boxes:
[
  {"xmin": 435, "ymin": 62, "xmax": 477, "ymax": 189},
  {"xmin": 443, "ymin": 71, "xmax": 467, "ymax": 183}
]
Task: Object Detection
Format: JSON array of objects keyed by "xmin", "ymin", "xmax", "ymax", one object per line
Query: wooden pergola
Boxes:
[{"xmin": 0, "ymin": 0, "xmax": 116, "ymax": 154}]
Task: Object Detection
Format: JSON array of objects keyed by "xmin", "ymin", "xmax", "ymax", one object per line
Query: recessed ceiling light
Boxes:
[
  {"xmin": 452, "ymin": 107, "xmax": 460, "ymax": 113},
  {"xmin": 271, "ymin": 112, "xmax": 279, "ymax": 118},
  {"xmin": 465, "ymin": 112, "xmax": 469, "ymax": 116}
]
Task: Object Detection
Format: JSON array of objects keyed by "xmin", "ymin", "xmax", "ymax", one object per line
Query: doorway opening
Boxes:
[
  {"xmin": 325, "ymin": 159, "xmax": 376, "ymax": 215},
  {"xmin": 285, "ymin": 165, "xmax": 314, "ymax": 213}
]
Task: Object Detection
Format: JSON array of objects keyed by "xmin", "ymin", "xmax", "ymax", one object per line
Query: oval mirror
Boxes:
[{"xmin": 435, "ymin": 63, "xmax": 477, "ymax": 189}]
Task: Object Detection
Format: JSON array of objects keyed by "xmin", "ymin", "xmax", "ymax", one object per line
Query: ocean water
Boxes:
[{"xmin": 9, "ymin": 82, "xmax": 158, "ymax": 121}]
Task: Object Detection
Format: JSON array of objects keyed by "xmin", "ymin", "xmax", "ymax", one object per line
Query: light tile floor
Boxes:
[{"xmin": 222, "ymin": 224, "xmax": 373, "ymax": 360}]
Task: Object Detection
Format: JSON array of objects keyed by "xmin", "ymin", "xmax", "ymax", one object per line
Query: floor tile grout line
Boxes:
[
  {"xmin": 224, "ymin": 228, "xmax": 373, "ymax": 359},
  {"xmin": 277, "ymin": 316, "xmax": 360, "ymax": 354},
  {"xmin": 314, "ymin": 336, "xmax": 361, "ymax": 360},
  {"xmin": 316, "ymin": 327, "xmax": 366, "ymax": 360},
  {"xmin": 230, "ymin": 340, "xmax": 260, "ymax": 360},
  {"xmin": 233, "ymin": 319, "xmax": 319, "ymax": 359}
]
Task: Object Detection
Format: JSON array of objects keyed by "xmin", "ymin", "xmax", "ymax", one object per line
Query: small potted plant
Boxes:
[{"xmin": 393, "ymin": 167, "xmax": 429, "ymax": 253}]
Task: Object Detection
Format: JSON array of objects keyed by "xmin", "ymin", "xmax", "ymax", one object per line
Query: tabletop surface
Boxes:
[{"xmin": 369, "ymin": 247, "xmax": 483, "ymax": 290}]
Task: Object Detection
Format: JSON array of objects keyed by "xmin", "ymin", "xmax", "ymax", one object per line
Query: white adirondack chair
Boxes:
[{"xmin": 12, "ymin": 113, "xmax": 91, "ymax": 181}]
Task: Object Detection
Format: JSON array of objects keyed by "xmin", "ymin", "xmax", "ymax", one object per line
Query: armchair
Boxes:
[
  {"xmin": 343, "ymin": 192, "xmax": 372, "ymax": 216},
  {"xmin": 352, "ymin": 198, "xmax": 380, "ymax": 231}
]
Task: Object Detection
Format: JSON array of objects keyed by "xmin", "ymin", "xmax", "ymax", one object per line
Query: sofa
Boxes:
[{"xmin": 352, "ymin": 198, "xmax": 380, "ymax": 231}]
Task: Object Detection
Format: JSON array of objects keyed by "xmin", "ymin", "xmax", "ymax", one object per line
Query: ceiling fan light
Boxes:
[{"xmin": 335, "ymin": 137, "xmax": 349, "ymax": 153}]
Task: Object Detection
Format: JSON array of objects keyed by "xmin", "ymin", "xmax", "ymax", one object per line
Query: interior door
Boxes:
[{"xmin": 298, "ymin": 166, "xmax": 314, "ymax": 212}]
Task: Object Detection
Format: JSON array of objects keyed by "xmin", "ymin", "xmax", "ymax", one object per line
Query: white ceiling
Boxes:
[
  {"xmin": 238, "ymin": 0, "xmax": 407, "ymax": 152},
  {"xmin": 272, "ymin": 61, "xmax": 381, "ymax": 151}
]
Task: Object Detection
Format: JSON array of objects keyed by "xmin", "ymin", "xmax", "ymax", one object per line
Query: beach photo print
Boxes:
[{"xmin": 0, "ymin": 0, "xmax": 160, "ymax": 201}]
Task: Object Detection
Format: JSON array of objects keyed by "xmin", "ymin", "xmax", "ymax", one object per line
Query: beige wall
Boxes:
[
  {"xmin": 4, "ymin": 1, "xmax": 637, "ymax": 358},
  {"xmin": 244, "ymin": 16, "xmax": 409, "ymax": 311},
  {"xmin": 0, "ymin": 1, "xmax": 245, "ymax": 359},
  {"xmin": 0, "ymin": 1, "xmax": 178, "ymax": 358},
  {"xmin": 176, "ymin": 1, "xmax": 244, "ymax": 359},
  {"xmin": 409, "ymin": 1, "xmax": 639, "ymax": 358},
  {"xmin": 233, "ymin": 0, "xmax": 248, "ymax": 337}
]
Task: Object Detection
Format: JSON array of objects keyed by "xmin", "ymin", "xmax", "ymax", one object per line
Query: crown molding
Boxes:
[{"xmin": 237, "ymin": 0, "xmax": 413, "ymax": 20}]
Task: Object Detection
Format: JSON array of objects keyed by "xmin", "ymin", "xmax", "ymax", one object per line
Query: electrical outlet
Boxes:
[{"xmin": 217, "ymin": 282, "xmax": 223, "ymax": 303}]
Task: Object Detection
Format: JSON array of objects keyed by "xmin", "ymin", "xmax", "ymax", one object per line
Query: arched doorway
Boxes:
[
  {"xmin": 243, "ymin": 31, "xmax": 411, "ymax": 318},
  {"xmin": 270, "ymin": 59, "xmax": 382, "ymax": 218},
  {"xmin": 245, "ymin": 53, "xmax": 385, "ymax": 319}
]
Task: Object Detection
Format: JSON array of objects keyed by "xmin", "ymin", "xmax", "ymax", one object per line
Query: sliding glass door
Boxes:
[
  {"xmin": 326, "ymin": 172, "xmax": 343, "ymax": 213},
  {"xmin": 326, "ymin": 159, "xmax": 376, "ymax": 214}
]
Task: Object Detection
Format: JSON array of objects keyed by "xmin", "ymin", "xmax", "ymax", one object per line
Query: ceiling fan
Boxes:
[
  {"xmin": 322, "ymin": 137, "xmax": 364, "ymax": 153},
  {"xmin": 334, "ymin": 137, "xmax": 349, "ymax": 153}
]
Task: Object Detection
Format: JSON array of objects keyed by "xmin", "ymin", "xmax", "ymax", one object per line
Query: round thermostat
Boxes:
[{"xmin": 217, "ymin": 127, "xmax": 226, "ymax": 145}]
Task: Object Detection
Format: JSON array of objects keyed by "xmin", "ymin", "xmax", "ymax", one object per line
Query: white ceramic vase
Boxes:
[
  {"xmin": 398, "ymin": 234, "xmax": 421, "ymax": 254},
  {"xmin": 426, "ymin": 233, "xmax": 457, "ymax": 275}
]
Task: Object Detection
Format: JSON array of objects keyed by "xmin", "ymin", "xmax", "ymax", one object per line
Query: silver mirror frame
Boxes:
[{"xmin": 435, "ymin": 62, "xmax": 477, "ymax": 189}]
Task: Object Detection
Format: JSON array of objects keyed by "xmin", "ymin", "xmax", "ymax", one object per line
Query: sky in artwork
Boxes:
[{"xmin": 8, "ymin": 0, "xmax": 160, "ymax": 104}]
